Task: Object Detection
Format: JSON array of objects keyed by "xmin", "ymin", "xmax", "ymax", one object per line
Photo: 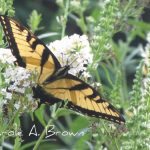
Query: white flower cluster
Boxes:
[
  {"xmin": 0, "ymin": 48, "xmax": 16, "ymax": 64},
  {"xmin": 0, "ymin": 67, "xmax": 37, "ymax": 111},
  {"xmin": 48, "ymin": 34, "xmax": 93, "ymax": 79},
  {"xmin": 140, "ymin": 32, "xmax": 150, "ymax": 98},
  {"xmin": 3, "ymin": 66, "xmax": 34, "ymax": 93},
  {"xmin": 70, "ymin": 0, "xmax": 80, "ymax": 8},
  {"xmin": 98, "ymin": 0, "xmax": 111, "ymax": 8},
  {"xmin": 0, "ymin": 52, "xmax": 38, "ymax": 112}
]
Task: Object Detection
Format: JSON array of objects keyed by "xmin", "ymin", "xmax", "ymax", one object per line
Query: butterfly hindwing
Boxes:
[
  {"xmin": 43, "ymin": 74, "xmax": 125, "ymax": 124},
  {"xmin": 0, "ymin": 15, "xmax": 61, "ymax": 84}
]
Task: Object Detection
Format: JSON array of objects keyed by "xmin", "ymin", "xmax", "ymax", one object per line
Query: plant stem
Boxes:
[
  {"xmin": 102, "ymin": 122, "xmax": 119, "ymax": 150},
  {"xmin": 61, "ymin": 0, "xmax": 69, "ymax": 38},
  {"xmin": 4, "ymin": 107, "xmax": 20, "ymax": 131},
  {"xmin": 32, "ymin": 118, "xmax": 53, "ymax": 150},
  {"xmin": 79, "ymin": 11, "xmax": 87, "ymax": 34},
  {"xmin": 33, "ymin": 104, "xmax": 59, "ymax": 150},
  {"xmin": 121, "ymin": 65, "xmax": 128, "ymax": 101}
]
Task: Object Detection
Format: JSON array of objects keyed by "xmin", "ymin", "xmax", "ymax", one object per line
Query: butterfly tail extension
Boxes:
[{"xmin": 99, "ymin": 98, "xmax": 125, "ymax": 124}]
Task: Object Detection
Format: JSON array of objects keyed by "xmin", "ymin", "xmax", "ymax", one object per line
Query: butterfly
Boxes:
[{"xmin": 0, "ymin": 15, "xmax": 125, "ymax": 124}]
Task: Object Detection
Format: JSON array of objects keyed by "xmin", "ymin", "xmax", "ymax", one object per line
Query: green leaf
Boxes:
[
  {"xmin": 27, "ymin": 10, "xmax": 42, "ymax": 33},
  {"xmin": 69, "ymin": 116, "xmax": 89, "ymax": 133},
  {"xmin": 55, "ymin": 108, "xmax": 74, "ymax": 118},
  {"xmin": 14, "ymin": 137, "xmax": 21, "ymax": 150},
  {"xmin": 34, "ymin": 104, "xmax": 46, "ymax": 127}
]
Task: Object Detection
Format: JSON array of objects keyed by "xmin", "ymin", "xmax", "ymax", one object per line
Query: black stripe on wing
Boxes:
[{"xmin": 0, "ymin": 16, "xmax": 26, "ymax": 67}]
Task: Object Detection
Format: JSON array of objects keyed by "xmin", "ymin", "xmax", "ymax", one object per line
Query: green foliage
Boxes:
[
  {"xmin": 56, "ymin": 0, "xmax": 89, "ymax": 37},
  {"xmin": 0, "ymin": 27, "xmax": 5, "ymax": 47},
  {"xmin": 0, "ymin": 0, "xmax": 15, "ymax": 16},
  {"xmin": 90, "ymin": 0, "xmax": 120, "ymax": 64},
  {"xmin": 27, "ymin": 10, "xmax": 42, "ymax": 33},
  {"xmin": 0, "ymin": 0, "xmax": 14, "ymax": 47},
  {"xmin": 0, "ymin": 0, "xmax": 150, "ymax": 149}
]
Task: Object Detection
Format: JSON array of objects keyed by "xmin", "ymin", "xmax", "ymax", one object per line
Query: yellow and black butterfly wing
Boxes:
[
  {"xmin": 0, "ymin": 15, "xmax": 61, "ymax": 84},
  {"xmin": 42, "ymin": 74, "xmax": 125, "ymax": 124}
]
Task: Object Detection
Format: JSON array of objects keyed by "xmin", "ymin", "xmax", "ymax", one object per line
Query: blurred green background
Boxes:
[{"xmin": 0, "ymin": 0, "xmax": 150, "ymax": 149}]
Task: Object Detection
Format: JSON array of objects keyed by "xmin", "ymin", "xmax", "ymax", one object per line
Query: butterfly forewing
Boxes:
[{"xmin": 0, "ymin": 15, "xmax": 61, "ymax": 84}]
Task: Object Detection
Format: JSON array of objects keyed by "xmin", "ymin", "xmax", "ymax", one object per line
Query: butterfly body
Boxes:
[
  {"xmin": 0, "ymin": 15, "xmax": 125, "ymax": 124},
  {"xmin": 44, "ymin": 65, "xmax": 70, "ymax": 84}
]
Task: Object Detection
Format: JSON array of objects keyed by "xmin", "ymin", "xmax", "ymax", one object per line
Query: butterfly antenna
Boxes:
[
  {"xmin": 61, "ymin": 52, "xmax": 64, "ymax": 65},
  {"xmin": 71, "ymin": 62, "xmax": 81, "ymax": 69},
  {"xmin": 69, "ymin": 57, "xmax": 78, "ymax": 67},
  {"xmin": 66, "ymin": 56, "xmax": 69, "ymax": 66},
  {"xmin": 70, "ymin": 55, "xmax": 85, "ymax": 68},
  {"xmin": 66, "ymin": 50, "xmax": 77, "ymax": 66}
]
